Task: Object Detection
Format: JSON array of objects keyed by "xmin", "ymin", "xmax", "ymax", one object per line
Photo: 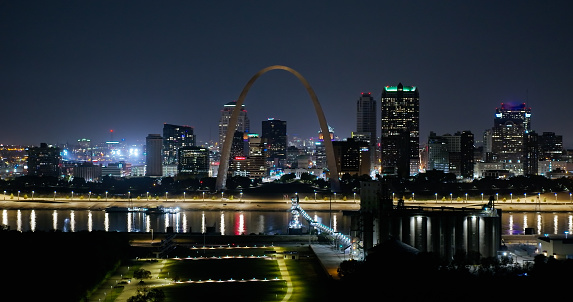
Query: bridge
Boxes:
[{"xmin": 288, "ymin": 195, "xmax": 363, "ymax": 260}]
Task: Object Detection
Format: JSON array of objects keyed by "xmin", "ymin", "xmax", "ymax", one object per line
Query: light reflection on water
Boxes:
[
  {"xmin": 0, "ymin": 209, "xmax": 349, "ymax": 236},
  {"xmin": 5, "ymin": 209, "xmax": 569, "ymax": 236},
  {"xmin": 505, "ymin": 212, "xmax": 573, "ymax": 235}
]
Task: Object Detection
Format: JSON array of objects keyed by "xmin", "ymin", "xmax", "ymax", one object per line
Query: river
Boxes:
[{"xmin": 2, "ymin": 208, "xmax": 572, "ymax": 236}]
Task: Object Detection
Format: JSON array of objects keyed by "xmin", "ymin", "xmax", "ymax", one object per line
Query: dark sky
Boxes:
[{"xmin": 2, "ymin": 1, "xmax": 572, "ymax": 147}]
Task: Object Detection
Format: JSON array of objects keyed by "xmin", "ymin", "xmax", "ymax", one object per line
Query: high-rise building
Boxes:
[
  {"xmin": 380, "ymin": 83, "xmax": 420, "ymax": 177},
  {"xmin": 353, "ymin": 92, "xmax": 378, "ymax": 175},
  {"xmin": 491, "ymin": 102, "xmax": 531, "ymax": 164},
  {"xmin": 539, "ymin": 132, "xmax": 563, "ymax": 161},
  {"xmin": 262, "ymin": 118, "xmax": 287, "ymax": 168},
  {"xmin": 27, "ymin": 143, "xmax": 61, "ymax": 178},
  {"xmin": 145, "ymin": 134, "xmax": 163, "ymax": 176},
  {"xmin": 163, "ymin": 124, "xmax": 196, "ymax": 165},
  {"xmin": 524, "ymin": 131, "xmax": 539, "ymax": 175},
  {"xmin": 178, "ymin": 146, "xmax": 210, "ymax": 179},
  {"xmin": 354, "ymin": 92, "xmax": 377, "ymax": 144},
  {"xmin": 219, "ymin": 101, "xmax": 250, "ymax": 150},
  {"xmin": 332, "ymin": 138, "xmax": 371, "ymax": 177},
  {"xmin": 427, "ymin": 131, "xmax": 474, "ymax": 179}
]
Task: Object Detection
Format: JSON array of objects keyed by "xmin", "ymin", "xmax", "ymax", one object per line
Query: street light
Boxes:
[
  {"xmin": 89, "ymin": 191, "xmax": 91, "ymax": 201},
  {"xmin": 465, "ymin": 193, "xmax": 467, "ymax": 203},
  {"xmin": 314, "ymin": 191, "xmax": 317, "ymax": 201},
  {"xmin": 71, "ymin": 191, "xmax": 74, "ymax": 201},
  {"xmin": 510, "ymin": 193, "xmax": 512, "ymax": 203},
  {"xmin": 202, "ymin": 191, "xmax": 205, "ymax": 201},
  {"xmin": 354, "ymin": 192, "xmax": 357, "ymax": 202},
  {"xmin": 31, "ymin": 191, "xmax": 34, "ymax": 200},
  {"xmin": 146, "ymin": 191, "xmax": 149, "ymax": 201},
  {"xmin": 54, "ymin": 191, "xmax": 56, "ymax": 201},
  {"xmin": 17, "ymin": 190, "xmax": 20, "ymax": 201},
  {"xmin": 240, "ymin": 191, "xmax": 243, "ymax": 201},
  {"xmin": 496, "ymin": 193, "xmax": 498, "ymax": 201},
  {"xmin": 450, "ymin": 193, "xmax": 452, "ymax": 202},
  {"xmin": 183, "ymin": 191, "xmax": 186, "ymax": 201},
  {"xmin": 555, "ymin": 193, "xmax": 558, "ymax": 202},
  {"xmin": 412, "ymin": 192, "xmax": 415, "ymax": 201},
  {"xmin": 435, "ymin": 193, "xmax": 437, "ymax": 203},
  {"xmin": 165, "ymin": 192, "xmax": 168, "ymax": 202},
  {"xmin": 128, "ymin": 191, "xmax": 131, "ymax": 201},
  {"xmin": 481, "ymin": 193, "xmax": 484, "ymax": 201},
  {"xmin": 105, "ymin": 191, "xmax": 108, "ymax": 201},
  {"xmin": 3, "ymin": 191, "xmax": 5, "ymax": 200}
]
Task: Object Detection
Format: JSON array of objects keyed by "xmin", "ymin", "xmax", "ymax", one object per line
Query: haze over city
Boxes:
[{"xmin": 2, "ymin": 1, "xmax": 572, "ymax": 147}]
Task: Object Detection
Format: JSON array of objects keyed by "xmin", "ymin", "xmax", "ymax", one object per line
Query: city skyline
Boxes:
[{"xmin": 2, "ymin": 1, "xmax": 572, "ymax": 147}]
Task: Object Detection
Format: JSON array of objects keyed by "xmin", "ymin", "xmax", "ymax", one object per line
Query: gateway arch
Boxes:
[{"xmin": 215, "ymin": 65, "xmax": 340, "ymax": 192}]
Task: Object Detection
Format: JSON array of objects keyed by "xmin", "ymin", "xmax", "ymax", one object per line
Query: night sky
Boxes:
[{"xmin": 2, "ymin": 1, "xmax": 572, "ymax": 147}]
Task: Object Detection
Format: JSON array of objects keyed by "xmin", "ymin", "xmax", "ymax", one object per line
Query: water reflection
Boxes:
[{"xmin": 0, "ymin": 208, "xmax": 352, "ymax": 236}]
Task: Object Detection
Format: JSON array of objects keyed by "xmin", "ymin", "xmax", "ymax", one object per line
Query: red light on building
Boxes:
[{"xmin": 234, "ymin": 156, "xmax": 246, "ymax": 160}]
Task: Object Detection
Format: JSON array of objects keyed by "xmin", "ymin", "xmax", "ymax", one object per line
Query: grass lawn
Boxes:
[{"xmin": 150, "ymin": 244, "xmax": 335, "ymax": 301}]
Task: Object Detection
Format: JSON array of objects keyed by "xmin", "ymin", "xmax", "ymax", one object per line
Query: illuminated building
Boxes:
[
  {"xmin": 353, "ymin": 92, "xmax": 378, "ymax": 175},
  {"xmin": 354, "ymin": 92, "xmax": 377, "ymax": 144},
  {"xmin": 163, "ymin": 124, "xmax": 196, "ymax": 165},
  {"xmin": 427, "ymin": 131, "xmax": 474, "ymax": 179},
  {"xmin": 27, "ymin": 143, "xmax": 61, "ymax": 178},
  {"xmin": 145, "ymin": 134, "xmax": 163, "ymax": 177},
  {"xmin": 178, "ymin": 146, "xmax": 210, "ymax": 178},
  {"xmin": 262, "ymin": 118, "xmax": 287, "ymax": 168},
  {"xmin": 491, "ymin": 102, "xmax": 531, "ymax": 165},
  {"xmin": 218, "ymin": 101, "xmax": 250, "ymax": 150},
  {"xmin": 380, "ymin": 83, "xmax": 420, "ymax": 177},
  {"xmin": 332, "ymin": 138, "xmax": 371, "ymax": 177}
]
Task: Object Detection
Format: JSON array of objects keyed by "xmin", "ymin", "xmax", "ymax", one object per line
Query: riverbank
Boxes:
[{"xmin": 1, "ymin": 195, "xmax": 573, "ymax": 212}]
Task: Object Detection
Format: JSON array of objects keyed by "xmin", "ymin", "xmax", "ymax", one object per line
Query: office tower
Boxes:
[
  {"xmin": 427, "ymin": 132, "xmax": 450, "ymax": 172},
  {"xmin": 524, "ymin": 131, "xmax": 539, "ymax": 175},
  {"xmin": 219, "ymin": 100, "xmax": 250, "ymax": 150},
  {"xmin": 354, "ymin": 92, "xmax": 377, "ymax": 144},
  {"xmin": 353, "ymin": 92, "xmax": 378, "ymax": 175},
  {"xmin": 178, "ymin": 146, "xmax": 210, "ymax": 179},
  {"xmin": 145, "ymin": 134, "xmax": 163, "ymax": 176},
  {"xmin": 262, "ymin": 118, "xmax": 287, "ymax": 168},
  {"xmin": 380, "ymin": 83, "xmax": 420, "ymax": 177},
  {"xmin": 27, "ymin": 143, "xmax": 61, "ymax": 177},
  {"xmin": 163, "ymin": 124, "xmax": 196, "ymax": 165},
  {"xmin": 427, "ymin": 131, "xmax": 474, "ymax": 179},
  {"xmin": 539, "ymin": 132, "xmax": 563, "ymax": 161},
  {"xmin": 230, "ymin": 131, "xmax": 246, "ymax": 158},
  {"xmin": 332, "ymin": 138, "xmax": 371, "ymax": 177},
  {"xmin": 491, "ymin": 102, "xmax": 531, "ymax": 164}
]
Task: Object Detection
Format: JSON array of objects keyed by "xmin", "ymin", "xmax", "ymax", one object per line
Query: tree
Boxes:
[
  {"xmin": 133, "ymin": 268, "xmax": 152, "ymax": 280},
  {"xmin": 128, "ymin": 288, "xmax": 165, "ymax": 302}
]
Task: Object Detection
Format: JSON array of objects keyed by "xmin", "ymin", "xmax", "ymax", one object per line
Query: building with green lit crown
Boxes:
[{"xmin": 380, "ymin": 83, "xmax": 419, "ymax": 178}]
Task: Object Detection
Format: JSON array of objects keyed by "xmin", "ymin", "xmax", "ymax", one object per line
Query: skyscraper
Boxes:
[
  {"xmin": 145, "ymin": 134, "xmax": 163, "ymax": 176},
  {"xmin": 354, "ymin": 92, "xmax": 377, "ymax": 144},
  {"xmin": 27, "ymin": 143, "xmax": 61, "ymax": 177},
  {"xmin": 178, "ymin": 146, "xmax": 209, "ymax": 179},
  {"xmin": 354, "ymin": 92, "xmax": 378, "ymax": 175},
  {"xmin": 219, "ymin": 101, "xmax": 250, "ymax": 150},
  {"xmin": 380, "ymin": 83, "xmax": 420, "ymax": 177},
  {"xmin": 163, "ymin": 124, "xmax": 196, "ymax": 165},
  {"xmin": 491, "ymin": 102, "xmax": 531, "ymax": 164},
  {"xmin": 262, "ymin": 118, "xmax": 287, "ymax": 168},
  {"xmin": 427, "ymin": 131, "xmax": 474, "ymax": 179}
]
